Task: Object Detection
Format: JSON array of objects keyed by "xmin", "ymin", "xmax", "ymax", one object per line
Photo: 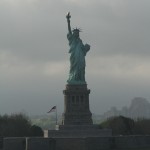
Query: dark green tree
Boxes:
[
  {"xmin": 0, "ymin": 113, "xmax": 31, "ymax": 137},
  {"xmin": 30, "ymin": 125, "xmax": 43, "ymax": 137},
  {"xmin": 100, "ymin": 116, "xmax": 135, "ymax": 135},
  {"xmin": 0, "ymin": 113, "xmax": 43, "ymax": 137}
]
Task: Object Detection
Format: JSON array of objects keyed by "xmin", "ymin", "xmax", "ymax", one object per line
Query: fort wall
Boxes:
[{"xmin": 1, "ymin": 136, "xmax": 150, "ymax": 150}]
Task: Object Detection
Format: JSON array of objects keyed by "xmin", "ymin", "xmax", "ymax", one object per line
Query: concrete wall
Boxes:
[
  {"xmin": 1, "ymin": 136, "xmax": 150, "ymax": 150},
  {"xmin": 114, "ymin": 136, "xmax": 150, "ymax": 149},
  {"xmin": 85, "ymin": 137, "xmax": 110, "ymax": 150},
  {"xmin": 85, "ymin": 136, "xmax": 150, "ymax": 150},
  {"xmin": 3, "ymin": 137, "xmax": 26, "ymax": 150},
  {"xmin": 0, "ymin": 137, "xmax": 3, "ymax": 150},
  {"xmin": 26, "ymin": 137, "xmax": 55, "ymax": 150},
  {"xmin": 2, "ymin": 137, "xmax": 55, "ymax": 150},
  {"xmin": 55, "ymin": 138, "xmax": 86, "ymax": 150}
]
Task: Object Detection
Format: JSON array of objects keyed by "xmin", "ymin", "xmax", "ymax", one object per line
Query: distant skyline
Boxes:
[{"xmin": 0, "ymin": 0, "xmax": 150, "ymax": 115}]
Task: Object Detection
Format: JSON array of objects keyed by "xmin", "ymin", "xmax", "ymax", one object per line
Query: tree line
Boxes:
[
  {"xmin": 0, "ymin": 113, "xmax": 43, "ymax": 137},
  {"xmin": 1, "ymin": 113, "xmax": 150, "ymax": 137},
  {"xmin": 100, "ymin": 116, "xmax": 150, "ymax": 135}
]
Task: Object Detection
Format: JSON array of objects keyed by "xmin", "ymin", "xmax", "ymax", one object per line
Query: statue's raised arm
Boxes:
[{"xmin": 66, "ymin": 12, "xmax": 72, "ymax": 34}]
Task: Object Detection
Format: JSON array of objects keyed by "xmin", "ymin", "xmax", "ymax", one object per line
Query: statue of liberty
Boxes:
[{"xmin": 66, "ymin": 12, "xmax": 90, "ymax": 84}]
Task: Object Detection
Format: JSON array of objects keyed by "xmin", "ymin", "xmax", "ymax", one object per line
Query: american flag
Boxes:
[{"xmin": 47, "ymin": 106, "xmax": 56, "ymax": 113}]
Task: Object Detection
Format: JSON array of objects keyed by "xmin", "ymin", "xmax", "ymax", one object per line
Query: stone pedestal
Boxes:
[
  {"xmin": 44, "ymin": 128, "xmax": 112, "ymax": 138},
  {"xmin": 44, "ymin": 84, "xmax": 112, "ymax": 138},
  {"xmin": 62, "ymin": 84, "xmax": 93, "ymax": 125}
]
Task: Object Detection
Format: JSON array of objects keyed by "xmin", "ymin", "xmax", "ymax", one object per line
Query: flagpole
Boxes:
[{"xmin": 56, "ymin": 105, "xmax": 58, "ymax": 125}]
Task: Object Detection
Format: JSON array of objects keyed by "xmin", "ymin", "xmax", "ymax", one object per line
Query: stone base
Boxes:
[
  {"xmin": 55, "ymin": 124, "xmax": 100, "ymax": 130},
  {"xmin": 44, "ymin": 124, "xmax": 112, "ymax": 138},
  {"xmin": 44, "ymin": 129, "xmax": 112, "ymax": 138},
  {"xmin": 62, "ymin": 84, "xmax": 93, "ymax": 125}
]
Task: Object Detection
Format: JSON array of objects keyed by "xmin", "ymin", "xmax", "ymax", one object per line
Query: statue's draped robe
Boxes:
[{"xmin": 67, "ymin": 33, "xmax": 89, "ymax": 84}]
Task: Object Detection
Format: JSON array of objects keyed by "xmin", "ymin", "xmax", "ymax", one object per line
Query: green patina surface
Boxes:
[{"xmin": 66, "ymin": 12, "xmax": 90, "ymax": 85}]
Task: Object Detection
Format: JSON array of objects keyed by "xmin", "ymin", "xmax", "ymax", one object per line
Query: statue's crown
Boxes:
[{"xmin": 72, "ymin": 28, "xmax": 82, "ymax": 32}]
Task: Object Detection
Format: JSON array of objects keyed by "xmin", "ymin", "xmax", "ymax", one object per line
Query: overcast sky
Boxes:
[{"xmin": 0, "ymin": 0, "xmax": 150, "ymax": 116}]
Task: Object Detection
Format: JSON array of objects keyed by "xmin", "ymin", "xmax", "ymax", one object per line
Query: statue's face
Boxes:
[{"xmin": 73, "ymin": 31, "xmax": 79, "ymax": 38}]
